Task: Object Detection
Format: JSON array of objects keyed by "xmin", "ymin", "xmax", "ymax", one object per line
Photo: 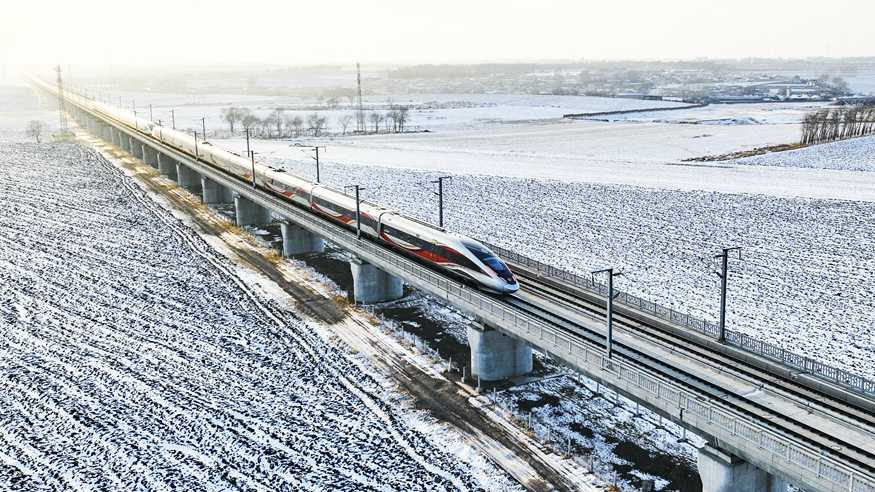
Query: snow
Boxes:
[
  {"xmin": 209, "ymin": 119, "xmax": 875, "ymax": 202},
  {"xmin": 733, "ymin": 135, "xmax": 875, "ymax": 172},
  {"xmin": 490, "ymin": 370, "xmax": 704, "ymax": 491},
  {"xmin": 111, "ymin": 91, "xmax": 688, "ymax": 134},
  {"xmin": 267, "ymin": 159, "xmax": 875, "ymax": 380},
  {"xmin": 598, "ymin": 102, "xmax": 826, "ymax": 125},
  {"xmin": 0, "ymin": 124, "xmax": 506, "ymax": 490}
]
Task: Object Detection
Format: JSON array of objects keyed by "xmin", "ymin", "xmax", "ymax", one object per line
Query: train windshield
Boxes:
[{"xmin": 465, "ymin": 241, "xmax": 516, "ymax": 283}]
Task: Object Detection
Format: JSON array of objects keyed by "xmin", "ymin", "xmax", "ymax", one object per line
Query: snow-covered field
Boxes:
[
  {"xmin": 597, "ymin": 102, "xmax": 826, "ymax": 125},
  {"xmin": 0, "ymin": 121, "xmax": 509, "ymax": 489},
  {"xmin": 269, "ymin": 159, "xmax": 875, "ymax": 380},
  {"xmin": 733, "ymin": 135, "xmax": 875, "ymax": 171},
  {"xmin": 101, "ymin": 88, "xmax": 875, "ymax": 200},
  {"xmin": 110, "ymin": 91, "xmax": 688, "ymax": 134}
]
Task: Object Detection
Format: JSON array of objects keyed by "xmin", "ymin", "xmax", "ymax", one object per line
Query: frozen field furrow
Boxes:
[
  {"xmin": 733, "ymin": 135, "xmax": 875, "ymax": 171},
  {"xmin": 0, "ymin": 136, "xmax": 502, "ymax": 490},
  {"xmin": 274, "ymin": 159, "xmax": 875, "ymax": 379}
]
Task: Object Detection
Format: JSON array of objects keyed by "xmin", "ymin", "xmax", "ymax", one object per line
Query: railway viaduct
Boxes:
[{"xmin": 37, "ymin": 80, "xmax": 875, "ymax": 492}]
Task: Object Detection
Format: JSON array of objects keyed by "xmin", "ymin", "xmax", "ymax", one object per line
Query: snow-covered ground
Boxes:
[
  {"xmin": 0, "ymin": 122, "xmax": 513, "ymax": 490},
  {"xmin": 268, "ymin": 159, "xmax": 875, "ymax": 380},
  {"xmin": 105, "ymin": 89, "xmax": 875, "ymax": 200},
  {"xmin": 217, "ymin": 124, "xmax": 875, "ymax": 201},
  {"xmin": 109, "ymin": 91, "xmax": 688, "ymax": 134},
  {"xmin": 369, "ymin": 293, "xmax": 703, "ymax": 491},
  {"xmin": 596, "ymin": 102, "xmax": 826, "ymax": 125},
  {"xmin": 733, "ymin": 135, "xmax": 875, "ymax": 172}
]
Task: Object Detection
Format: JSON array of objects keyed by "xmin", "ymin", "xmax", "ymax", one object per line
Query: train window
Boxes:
[{"xmin": 463, "ymin": 241, "xmax": 515, "ymax": 282}]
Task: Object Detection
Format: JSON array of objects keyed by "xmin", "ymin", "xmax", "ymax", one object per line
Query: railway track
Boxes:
[
  {"xmin": 519, "ymin": 273, "xmax": 875, "ymax": 431},
  {"xmin": 501, "ymin": 270, "xmax": 875, "ymax": 476}
]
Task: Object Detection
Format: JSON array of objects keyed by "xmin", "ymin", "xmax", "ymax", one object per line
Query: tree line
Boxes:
[
  {"xmin": 801, "ymin": 104, "xmax": 875, "ymax": 145},
  {"xmin": 220, "ymin": 105, "xmax": 412, "ymax": 139}
]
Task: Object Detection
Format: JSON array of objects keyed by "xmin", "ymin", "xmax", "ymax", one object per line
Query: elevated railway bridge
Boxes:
[{"xmin": 34, "ymin": 79, "xmax": 875, "ymax": 492}]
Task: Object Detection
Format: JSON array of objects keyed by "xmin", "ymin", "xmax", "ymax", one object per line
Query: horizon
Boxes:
[{"xmin": 2, "ymin": 0, "xmax": 874, "ymax": 69}]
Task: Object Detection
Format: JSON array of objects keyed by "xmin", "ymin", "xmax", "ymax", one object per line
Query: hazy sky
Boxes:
[{"xmin": 2, "ymin": 0, "xmax": 874, "ymax": 69}]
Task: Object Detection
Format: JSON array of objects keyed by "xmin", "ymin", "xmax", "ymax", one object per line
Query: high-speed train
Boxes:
[{"xmin": 38, "ymin": 78, "xmax": 519, "ymax": 294}]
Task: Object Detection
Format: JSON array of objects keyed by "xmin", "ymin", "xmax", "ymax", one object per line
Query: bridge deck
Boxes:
[{"xmin": 516, "ymin": 288, "xmax": 875, "ymax": 469}]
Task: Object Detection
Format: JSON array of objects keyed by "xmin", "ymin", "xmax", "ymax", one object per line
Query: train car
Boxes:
[{"xmin": 41, "ymin": 78, "xmax": 518, "ymax": 293}]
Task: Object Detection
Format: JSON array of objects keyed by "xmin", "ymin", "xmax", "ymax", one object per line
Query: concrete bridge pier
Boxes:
[
  {"xmin": 157, "ymin": 153, "xmax": 178, "ymax": 180},
  {"xmin": 176, "ymin": 163, "xmax": 202, "ymax": 193},
  {"xmin": 697, "ymin": 445, "xmax": 788, "ymax": 492},
  {"xmin": 234, "ymin": 193, "xmax": 272, "ymax": 227},
  {"xmin": 130, "ymin": 137, "xmax": 143, "ymax": 158},
  {"xmin": 108, "ymin": 128, "xmax": 117, "ymax": 146},
  {"xmin": 118, "ymin": 132, "xmax": 129, "ymax": 152},
  {"xmin": 128, "ymin": 138, "xmax": 138, "ymax": 158},
  {"xmin": 280, "ymin": 221, "xmax": 324, "ymax": 256},
  {"xmin": 349, "ymin": 257, "xmax": 404, "ymax": 304},
  {"xmin": 467, "ymin": 322, "xmax": 533, "ymax": 381},
  {"xmin": 201, "ymin": 176, "xmax": 234, "ymax": 204},
  {"xmin": 142, "ymin": 146, "xmax": 158, "ymax": 168}
]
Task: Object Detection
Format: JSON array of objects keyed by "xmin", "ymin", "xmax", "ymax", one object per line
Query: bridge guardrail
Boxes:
[
  {"xmin": 484, "ymin": 242, "xmax": 875, "ymax": 397},
  {"xmin": 304, "ymin": 223, "xmax": 874, "ymax": 492},
  {"xmin": 60, "ymin": 91, "xmax": 875, "ymax": 492},
  {"xmin": 227, "ymin": 182, "xmax": 874, "ymax": 492}
]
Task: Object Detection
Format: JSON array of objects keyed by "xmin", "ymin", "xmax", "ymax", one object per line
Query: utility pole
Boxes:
[
  {"xmin": 346, "ymin": 185, "xmax": 365, "ymax": 238},
  {"xmin": 250, "ymin": 151, "xmax": 257, "ymax": 188},
  {"xmin": 355, "ymin": 185, "xmax": 363, "ymax": 239},
  {"xmin": 592, "ymin": 268, "xmax": 622, "ymax": 359},
  {"xmin": 431, "ymin": 176, "xmax": 451, "ymax": 228},
  {"xmin": 245, "ymin": 128, "xmax": 251, "ymax": 157},
  {"xmin": 314, "ymin": 146, "xmax": 320, "ymax": 183},
  {"xmin": 715, "ymin": 247, "xmax": 741, "ymax": 343},
  {"xmin": 193, "ymin": 131, "xmax": 199, "ymax": 159},
  {"xmin": 201, "ymin": 117, "xmax": 207, "ymax": 140},
  {"xmin": 171, "ymin": 109, "xmax": 176, "ymax": 129},
  {"xmin": 291, "ymin": 144, "xmax": 324, "ymax": 183},
  {"xmin": 356, "ymin": 62, "xmax": 365, "ymax": 133},
  {"xmin": 149, "ymin": 104, "xmax": 153, "ymax": 121},
  {"xmin": 54, "ymin": 65, "xmax": 68, "ymax": 133}
]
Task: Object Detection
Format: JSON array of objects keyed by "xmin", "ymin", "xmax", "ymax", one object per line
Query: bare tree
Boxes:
[
  {"xmin": 274, "ymin": 109, "xmax": 284, "ymax": 138},
  {"xmin": 396, "ymin": 106, "xmax": 410, "ymax": 132},
  {"xmin": 291, "ymin": 115, "xmax": 304, "ymax": 137},
  {"xmin": 800, "ymin": 104, "xmax": 875, "ymax": 145},
  {"xmin": 221, "ymin": 107, "xmax": 243, "ymax": 134},
  {"xmin": 26, "ymin": 120, "xmax": 45, "ymax": 143},
  {"xmin": 831, "ymin": 77, "xmax": 850, "ymax": 95},
  {"xmin": 338, "ymin": 114, "xmax": 354, "ymax": 135},
  {"xmin": 307, "ymin": 113, "xmax": 327, "ymax": 137},
  {"xmin": 263, "ymin": 112, "xmax": 278, "ymax": 139},
  {"xmin": 386, "ymin": 109, "xmax": 398, "ymax": 132},
  {"xmin": 368, "ymin": 112, "xmax": 383, "ymax": 133},
  {"xmin": 240, "ymin": 109, "xmax": 259, "ymax": 134},
  {"xmin": 281, "ymin": 114, "xmax": 295, "ymax": 138}
]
